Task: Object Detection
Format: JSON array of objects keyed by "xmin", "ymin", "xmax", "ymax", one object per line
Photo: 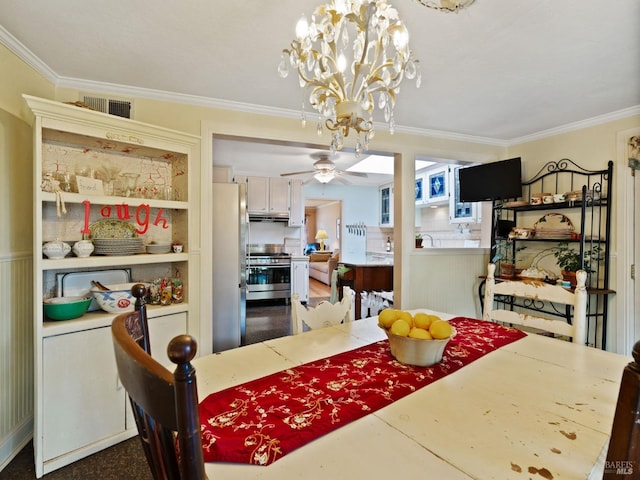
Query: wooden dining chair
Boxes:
[
  {"xmin": 112, "ymin": 310, "xmax": 206, "ymax": 479},
  {"xmin": 291, "ymin": 286, "xmax": 353, "ymax": 334},
  {"xmin": 483, "ymin": 263, "xmax": 588, "ymax": 344},
  {"xmin": 604, "ymin": 340, "xmax": 640, "ymax": 479}
]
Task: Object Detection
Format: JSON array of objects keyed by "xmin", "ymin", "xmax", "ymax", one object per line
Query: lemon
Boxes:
[
  {"xmin": 396, "ymin": 310, "xmax": 414, "ymax": 328},
  {"xmin": 414, "ymin": 312, "xmax": 440, "ymax": 330},
  {"xmin": 409, "ymin": 327, "xmax": 432, "ymax": 339},
  {"xmin": 429, "ymin": 320, "xmax": 453, "ymax": 340},
  {"xmin": 390, "ymin": 319, "xmax": 411, "ymax": 337},
  {"xmin": 378, "ymin": 308, "xmax": 398, "ymax": 329}
]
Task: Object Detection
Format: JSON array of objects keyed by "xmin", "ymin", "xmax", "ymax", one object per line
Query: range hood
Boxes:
[{"xmin": 248, "ymin": 213, "xmax": 289, "ymax": 222}]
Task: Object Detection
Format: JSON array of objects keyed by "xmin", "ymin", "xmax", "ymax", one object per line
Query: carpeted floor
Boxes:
[{"xmin": 0, "ymin": 437, "xmax": 151, "ymax": 480}]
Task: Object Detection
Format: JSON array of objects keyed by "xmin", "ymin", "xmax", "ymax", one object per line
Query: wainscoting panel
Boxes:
[{"xmin": 0, "ymin": 253, "xmax": 33, "ymax": 471}]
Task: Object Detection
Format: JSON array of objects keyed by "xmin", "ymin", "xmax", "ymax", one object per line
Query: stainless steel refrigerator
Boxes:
[{"xmin": 212, "ymin": 182, "xmax": 247, "ymax": 352}]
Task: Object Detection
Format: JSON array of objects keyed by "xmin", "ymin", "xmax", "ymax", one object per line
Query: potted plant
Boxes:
[
  {"xmin": 415, "ymin": 233, "xmax": 423, "ymax": 248},
  {"xmin": 552, "ymin": 242, "xmax": 601, "ymax": 285},
  {"xmin": 491, "ymin": 239, "xmax": 518, "ymax": 278}
]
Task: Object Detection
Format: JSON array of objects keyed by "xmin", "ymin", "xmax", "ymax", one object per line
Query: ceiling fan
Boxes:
[{"xmin": 280, "ymin": 152, "xmax": 368, "ymax": 184}]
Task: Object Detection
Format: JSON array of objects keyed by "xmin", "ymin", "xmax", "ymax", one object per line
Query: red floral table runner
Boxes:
[{"xmin": 199, "ymin": 317, "xmax": 526, "ymax": 466}]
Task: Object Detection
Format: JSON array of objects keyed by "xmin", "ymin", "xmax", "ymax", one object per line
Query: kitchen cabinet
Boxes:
[
  {"xmin": 291, "ymin": 256, "xmax": 310, "ymax": 303},
  {"xmin": 25, "ymin": 94, "xmax": 197, "ymax": 477},
  {"xmin": 486, "ymin": 159, "xmax": 614, "ymax": 349},
  {"xmin": 288, "ymin": 179, "xmax": 304, "ymax": 227},
  {"xmin": 246, "ymin": 176, "xmax": 290, "ymax": 216},
  {"xmin": 379, "ymin": 183, "xmax": 393, "ymax": 227}
]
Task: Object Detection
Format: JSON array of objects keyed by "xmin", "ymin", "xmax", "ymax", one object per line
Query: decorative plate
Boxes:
[
  {"xmin": 89, "ymin": 219, "xmax": 138, "ymax": 239},
  {"xmin": 533, "ymin": 213, "xmax": 574, "ymax": 231}
]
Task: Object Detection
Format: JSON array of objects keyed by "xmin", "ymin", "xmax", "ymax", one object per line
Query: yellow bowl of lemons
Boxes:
[{"xmin": 378, "ymin": 309, "xmax": 455, "ymax": 367}]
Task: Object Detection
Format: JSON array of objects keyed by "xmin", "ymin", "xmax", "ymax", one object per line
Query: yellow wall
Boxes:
[{"xmin": 1, "ymin": 41, "xmax": 638, "ymax": 344}]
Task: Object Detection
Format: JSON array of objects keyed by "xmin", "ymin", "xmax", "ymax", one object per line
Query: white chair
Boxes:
[
  {"xmin": 292, "ymin": 286, "xmax": 353, "ymax": 334},
  {"xmin": 483, "ymin": 263, "xmax": 588, "ymax": 344}
]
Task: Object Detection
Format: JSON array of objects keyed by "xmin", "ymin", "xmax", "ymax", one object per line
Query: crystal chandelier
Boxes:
[
  {"xmin": 414, "ymin": 0, "xmax": 475, "ymax": 13},
  {"xmin": 279, "ymin": 0, "xmax": 420, "ymax": 156}
]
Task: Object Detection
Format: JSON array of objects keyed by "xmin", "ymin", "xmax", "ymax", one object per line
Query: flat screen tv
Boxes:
[{"xmin": 458, "ymin": 157, "xmax": 522, "ymax": 202}]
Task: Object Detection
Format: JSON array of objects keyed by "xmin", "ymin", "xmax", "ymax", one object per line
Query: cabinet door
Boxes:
[
  {"xmin": 415, "ymin": 175, "xmax": 425, "ymax": 205},
  {"xmin": 42, "ymin": 327, "xmax": 126, "ymax": 461},
  {"xmin": 247, "ymin": 176, "xmax": 269, "ymax": 213},
  {"xmin": 268, "ymin": 177, "xmax": 290, "ymax": 214},
  {"xmin": 289, "ymin": 179, "xmax": 304, "ymax": 226},
  {"xmin": 426, "ymin": 166, "xmax": 449, "ymax": 204},
  {"xmin": 291, "ymin": 260, "xmax": 310, "ymax": 303},
  {"xmin": 379, "ymin": 184, "xmax": 393, "ymax": 226},
  {"xmin": 449, "ymin": 166, "xmax": 478, "ymax": 223},
  {"xmin": 149, "ymin": 312, "xmax": 188, "ymax": 368}
]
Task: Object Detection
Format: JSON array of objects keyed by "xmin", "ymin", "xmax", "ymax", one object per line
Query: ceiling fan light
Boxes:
[{"xmin": 314, "ymin": 171, "xmax": 335, "ymax": 183}]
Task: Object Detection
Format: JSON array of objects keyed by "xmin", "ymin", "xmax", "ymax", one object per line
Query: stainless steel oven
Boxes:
[{"xmin": 246, "ymin": 244, "xmax": 291, "ymax": 301}]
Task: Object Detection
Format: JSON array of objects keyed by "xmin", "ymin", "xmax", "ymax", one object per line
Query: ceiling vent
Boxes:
[{"xmin": 80, "ymin": 94, "xmax": 134, "ymax": 119}]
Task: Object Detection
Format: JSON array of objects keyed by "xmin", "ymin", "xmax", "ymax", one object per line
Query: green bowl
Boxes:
[{"xmin": 43, "ymin": 296, "xmax": 92, "ymax": 321}]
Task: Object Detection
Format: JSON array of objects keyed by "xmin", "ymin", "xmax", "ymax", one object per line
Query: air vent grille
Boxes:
[{"xmin": 81, "ymin": 95, "xmax": 133, "ymax": 119}]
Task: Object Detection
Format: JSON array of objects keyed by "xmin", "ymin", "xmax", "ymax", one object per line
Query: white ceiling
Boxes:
[{"xmin": 1, "ymin": 0, "xmax": 639, "ymax": 184}]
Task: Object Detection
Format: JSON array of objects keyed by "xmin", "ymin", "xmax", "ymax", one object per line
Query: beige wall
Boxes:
[{"xmin": 314, "ymin": 201, "xmax": 341, "ymax": 252}]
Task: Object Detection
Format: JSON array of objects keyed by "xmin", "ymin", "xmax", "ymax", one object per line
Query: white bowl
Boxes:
[
  {"xmin": 382, "ymin": 326, "xmax": 456, "ymax": 367},
  {"xmin": 146, "ymin": 243, "xmax": 171, "ymax": 254},
  {"xmin": 90, "ymin": 282, "xmax": 147, "ymax": 313}
]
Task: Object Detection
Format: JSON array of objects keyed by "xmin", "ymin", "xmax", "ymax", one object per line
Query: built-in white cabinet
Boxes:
[
  {"xmin": 288, "ymin": 179, "xmax": 304, "ymax": 227},
  {"xmin": 379, "ymin": 183, "xmax": 393, "ymax": 227},
  {"xmin": 246, "ymin": 176, "xmax": 289, "ymax": 215},
  {"xmin": 25, "ymin": 94, "xmax": 197, "ymax": 477},
  {"xmin": 291, "ymin": 256, "xmax": 309, "ymax": 303}
]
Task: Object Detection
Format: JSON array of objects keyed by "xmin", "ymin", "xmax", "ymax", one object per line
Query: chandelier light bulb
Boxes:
[
  {"xmin": 295, "ymin": 15, "xmax": 309, "ymax": 40},
  {"xmin": 337, "ymin": 53, "xmax": 347, "ymax": 73}
]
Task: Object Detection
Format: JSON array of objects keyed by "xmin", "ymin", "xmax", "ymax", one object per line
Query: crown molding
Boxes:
[
  {"xmin": 3, "ymin": 26, "xmax": 637, "ymax": 149},
  {"xmin": 509, "ymin": 106, "xmax": 640, "ymax": 145},
  {"xmin": 0, "ymin": 25, "xmax": 58, "ymax": 83}
]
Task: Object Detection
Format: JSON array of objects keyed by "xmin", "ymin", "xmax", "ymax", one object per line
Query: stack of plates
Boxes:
[
  {"xmin": 93, "ymin": 238, "xmax": 145, "ymax": 256},
  {"xmin": 533, "ymin": 213, "xmax": 575, "ymax": 239}
]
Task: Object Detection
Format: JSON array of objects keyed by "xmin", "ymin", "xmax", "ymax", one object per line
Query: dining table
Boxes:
[{"xmin": 193, "ymin": 310, "xmax": 631, "ymax": 479}]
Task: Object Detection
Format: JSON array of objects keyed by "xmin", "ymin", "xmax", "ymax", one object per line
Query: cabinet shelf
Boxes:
[
  {"xmin": 42, "ymin": 303, "xmax": 189, "ymax": 337},
  {"xmin": 498, "ymin": 237, "xmax": 605, "ymax": 243},
  {"xmin": 41, "ymin": 252, "xmax": 188, "ymax": 271},
  {"xmin": 500, "ymin": 198, "xmax": 608, "ymax": 212},
  {"xmin": 42, "ymin": 191, "xmax": 188, "ymax": 210}
]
